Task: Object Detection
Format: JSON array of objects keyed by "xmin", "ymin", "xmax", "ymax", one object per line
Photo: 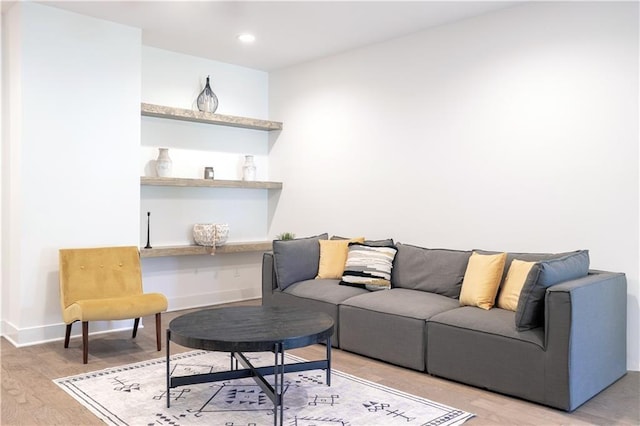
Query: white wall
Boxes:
[
  {"xmin": 140, "ymin": 47, "xmax": 272, "ymax": 311},
  {"xmin": 268, "ymin": 2, "xmax": 639, "ymax": 370},
  {"xmin": 0, "ymin": 5, "xmax": 274, "ymax": 346},
  {"xmin": 1, "ymin": 2, "xmax": 141, "ymax": 345}
]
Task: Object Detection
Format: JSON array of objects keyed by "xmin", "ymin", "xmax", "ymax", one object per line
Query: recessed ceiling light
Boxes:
[{"xmin": 237, "ymin": 33, "xmax": 256, "ymax": 44}]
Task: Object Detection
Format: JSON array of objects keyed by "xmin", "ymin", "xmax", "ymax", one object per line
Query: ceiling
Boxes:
[{"xmin": 29, "ymin": 1, "xmax": 521, "ymax": 71}]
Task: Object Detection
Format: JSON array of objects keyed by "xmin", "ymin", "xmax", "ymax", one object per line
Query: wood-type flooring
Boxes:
[{"xmin": 2, "ymin": 300, "xmax": 638, "ymax": 425}]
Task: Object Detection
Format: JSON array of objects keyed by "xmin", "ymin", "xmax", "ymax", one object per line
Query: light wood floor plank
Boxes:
[{"xmin": 2, "ymin": 300, "xmax": 638, "ymax": 425}]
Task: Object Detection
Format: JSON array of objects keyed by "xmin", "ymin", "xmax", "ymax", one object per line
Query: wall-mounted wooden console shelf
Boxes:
[
  {"xmin": 140, "ymin": 176, "xmax": 282, "ymax": 189},
  {"xmin": 141, "ymin": 103, "xmax": 283, "ymax": 131},
  {"xmin": 140, "ymin": 241, "xmax": 273, "ymax": 258}
]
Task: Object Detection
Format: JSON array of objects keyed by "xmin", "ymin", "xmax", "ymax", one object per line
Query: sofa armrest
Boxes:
[
  {"xmin": 544, "ymin": 270, "xmax": 627, "ymax": 411},
  {"xmin": 262, "ymin": 252, "xmax": 278, "ymax": 305}
]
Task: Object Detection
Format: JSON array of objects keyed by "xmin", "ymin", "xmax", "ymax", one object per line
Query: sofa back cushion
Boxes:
[
  {"xmin": 475, "ymin": 249, "xmax": 582, "ymax": 285},
  {"xmin": 515, "ymin": 249, "xmax": 590, "ymax": 331},
  {"xmin": 273, "ymin": 233, "xmax": 328, "ymax": 290},
  {"xmin": 331, "ymin": 236, "xmax": 395, "ymax": 247},
  {"xmin": 392, "ymin": 243, "xmax": 471, "ymax": 298}
]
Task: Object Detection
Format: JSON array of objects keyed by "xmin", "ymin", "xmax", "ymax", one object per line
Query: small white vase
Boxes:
[
  {"xmin": 242, "ymin": 155, "xmax": 256, "ymax": 181},
  {"xmin": 156, "ymin": 148, "xmax": 172, "ymax": 177}
]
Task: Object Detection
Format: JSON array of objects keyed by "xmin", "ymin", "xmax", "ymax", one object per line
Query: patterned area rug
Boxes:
[{"xmin": 54, "ymin": 350, "xmax": 474, "ymax": 426}]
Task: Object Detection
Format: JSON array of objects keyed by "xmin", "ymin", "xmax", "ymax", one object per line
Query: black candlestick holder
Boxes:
[{"xmin": 144, "ymin": 211, "xmax": 152, "ymax": 249}]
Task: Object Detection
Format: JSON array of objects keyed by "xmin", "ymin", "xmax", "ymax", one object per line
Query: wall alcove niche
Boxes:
[{"xmin": 139, "ymin": 103, "xmax": 283, "ymax": 258}]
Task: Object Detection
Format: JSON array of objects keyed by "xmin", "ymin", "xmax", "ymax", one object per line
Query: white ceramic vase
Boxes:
[
  {"xmin": 155, "ymin": 148, "xmax": 173, "ymax": 177},
  {"xmin": 242, "ymin": 155, "xmax": 256, "ymax": 181}
]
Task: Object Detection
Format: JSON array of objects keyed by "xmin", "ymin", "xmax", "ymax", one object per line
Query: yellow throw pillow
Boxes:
[
  {"xmin": 497, "ymin": 259, "xmax": 536, "ymax": 312},
  {"xmin": 459, "ymin": 252, "xmax": 507, "ymax": 310},
  {"xmin": 497, "ymin": 260, "xmax": 537, "ymax": 311},
  {"xmin": 316, "ymin": 238, "xmax": 365, "ymax": 279}
]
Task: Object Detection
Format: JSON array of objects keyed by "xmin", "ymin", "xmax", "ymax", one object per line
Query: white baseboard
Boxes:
[
  {"xmin": 167, "ymin": 288, "xmax": 261, "ymax": 312},
  {"xmin": 1, "ymin": 318, "xmax": 137, "ymax": 348},
  {"xmin": 0, "ymin": 289, "xmax": 261, "ymax": 348}
]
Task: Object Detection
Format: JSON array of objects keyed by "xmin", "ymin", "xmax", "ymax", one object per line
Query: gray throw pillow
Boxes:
[
  {"xmin": 515, "ymin": 250, "xmax": 590, "ymax": 331},
  {"xmin": 391, "ymin": 243, "xmax": 471, "ymax": 298},
  {"xmin": 273, "ymin": 233, "xmax": 328, "ymax": 290}
]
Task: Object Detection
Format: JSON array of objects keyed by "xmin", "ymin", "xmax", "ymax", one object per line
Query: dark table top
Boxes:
[{"xmin": 168, "ymin": 306, "xmax": 334, "ymax": 352}]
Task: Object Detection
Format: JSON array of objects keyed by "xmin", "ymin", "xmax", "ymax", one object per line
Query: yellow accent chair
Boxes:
[{"xmin": 59, "ymin": 246, "xmax": 168, "ymax": 363}]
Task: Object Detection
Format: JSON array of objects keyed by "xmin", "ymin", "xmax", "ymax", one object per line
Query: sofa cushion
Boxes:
[
  {"xmin": 339, "ymin": 289, "xmax": 460, "ymax": 371},
  {"xmin": 516, "ymin": 250, "xmax": 590, "ymax": 331},
  {"xmin": 475, "ymin": 249, "xmax": 582, "ymax": 285},
  {"xmin": 497, "ymin": 260, "xmax": 540, "ymax": 311},
  {"xmin": 283, "ymin": 279, "xmax": 368, "ymax": 305},
  {"xmin": 316, "ymin": 238, "xmax": 364, "ymax": 279},
  {"xmin": 459, "ymin": 252, "xmax": 507, "ymax": 310},
  {"xmin": 428, "ymin": 306, "xmax": 545, "ymax": 348},
  {"xmin": 391, "ymin": 243, "xmax": 471, "ymax": 298},
  {"xmin": 273, "ymin": 233, "xmax": 328, "ymax": 290},
  {"xmin": 427, "ymin": 307, "xmax": 546, "ymax": 402},
  {"xmin": 362, "ymin": 238, "xmax": 395, "ymax": 247},
  {"xmin": 331, "ymin": 236, "xmax": 395, "ymax": 247},
  {"xmin": 340, "ymin": 243, "xmax": 397, "ymax": 291},
  {"xmin": 341, "ymin": 288, "xmax": 460, "ymax": 319}
]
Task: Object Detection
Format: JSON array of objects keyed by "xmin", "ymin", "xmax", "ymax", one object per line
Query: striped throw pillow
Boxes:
[{"xmin": 340, "ymin": 243, "xmax": 398, "ymax": 291}]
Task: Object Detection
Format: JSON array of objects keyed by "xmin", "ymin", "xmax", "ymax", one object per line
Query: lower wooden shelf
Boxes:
[{"xmin": 140, "ymin": 241, "xmax": 273, "ymax": 258}]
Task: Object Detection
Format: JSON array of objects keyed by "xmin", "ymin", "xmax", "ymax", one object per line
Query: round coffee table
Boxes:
[{"xmin": 166, "ymin": 306, "xmax": 334, "ymax": 426}]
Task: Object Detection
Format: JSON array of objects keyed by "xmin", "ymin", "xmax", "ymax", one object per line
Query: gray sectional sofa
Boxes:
[{"xmin": 261, "ymin": 235, "xmax": 628, "ymax": 412}]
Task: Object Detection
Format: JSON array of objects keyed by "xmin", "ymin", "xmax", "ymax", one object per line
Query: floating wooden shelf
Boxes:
[
  {"xmin": 141, "ymin": 103, "xmax": 283, "ymax": 131},
  {"xmin": 140, "ymin": 241, "xmax": 273, "ymax": 258},
  {"xmin": 140, "ymin": 176, "xmax": 283, "ymax": 190}
]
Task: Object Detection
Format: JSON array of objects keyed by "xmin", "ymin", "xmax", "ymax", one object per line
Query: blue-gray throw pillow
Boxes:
[
  {"xmin": 515, "ymin": 250, "xmax": 590, "ymax": 331},
  {"xmin": 273, "ymin": 233, "xmax": 328, "ymax": 291},
  {"xmin": 391, "ymin": 243, "xmax": 472, "ymax": 299}
]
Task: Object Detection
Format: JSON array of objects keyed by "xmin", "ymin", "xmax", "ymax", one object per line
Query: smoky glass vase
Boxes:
[{"xmin": 197, "ymin": 76, "xmax": 219, "ymax": 113}]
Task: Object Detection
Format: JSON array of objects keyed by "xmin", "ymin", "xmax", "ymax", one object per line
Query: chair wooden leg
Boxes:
[
  {"xmin": 155, "ymin": 313, "xmax": 162, "ymax": 351},
  {"xmin": 64, "ymin": 323, "xmax": 72, "ymax": 348},
  {"xmin": 132, "ymin": 318, "xmax": 140, "ymax": 339},
  {"xmin": 82, "ymin": 321, "xmax": 89, "ymax": 364}
]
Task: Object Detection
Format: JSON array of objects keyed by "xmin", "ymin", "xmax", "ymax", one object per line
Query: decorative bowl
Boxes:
[
  {"xmin": 193, "ymin": 223, "xmax": 229, "ymax": 247},
  {"xmin": 214, "ymin": 223, "xmax": 229, "ymax": 246}
]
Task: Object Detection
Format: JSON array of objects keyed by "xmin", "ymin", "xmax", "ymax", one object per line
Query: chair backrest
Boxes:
[{"xmin": 59, "ymin": 246, "xmax": 143, "ymax": 308}]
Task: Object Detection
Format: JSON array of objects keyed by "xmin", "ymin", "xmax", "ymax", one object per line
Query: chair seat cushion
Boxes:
[{"xmin": 62, "ymin": 292, "xmax": 168, "ymax": 323}]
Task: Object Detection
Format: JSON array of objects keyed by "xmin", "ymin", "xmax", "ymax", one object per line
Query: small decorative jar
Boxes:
[
  {"xmin": 155, "ymin": 148, "xmax": 172, "ymax": 177},
  {"xmin": 242, "ymin": 155, "xmax": 256, "ymax": 181}
]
